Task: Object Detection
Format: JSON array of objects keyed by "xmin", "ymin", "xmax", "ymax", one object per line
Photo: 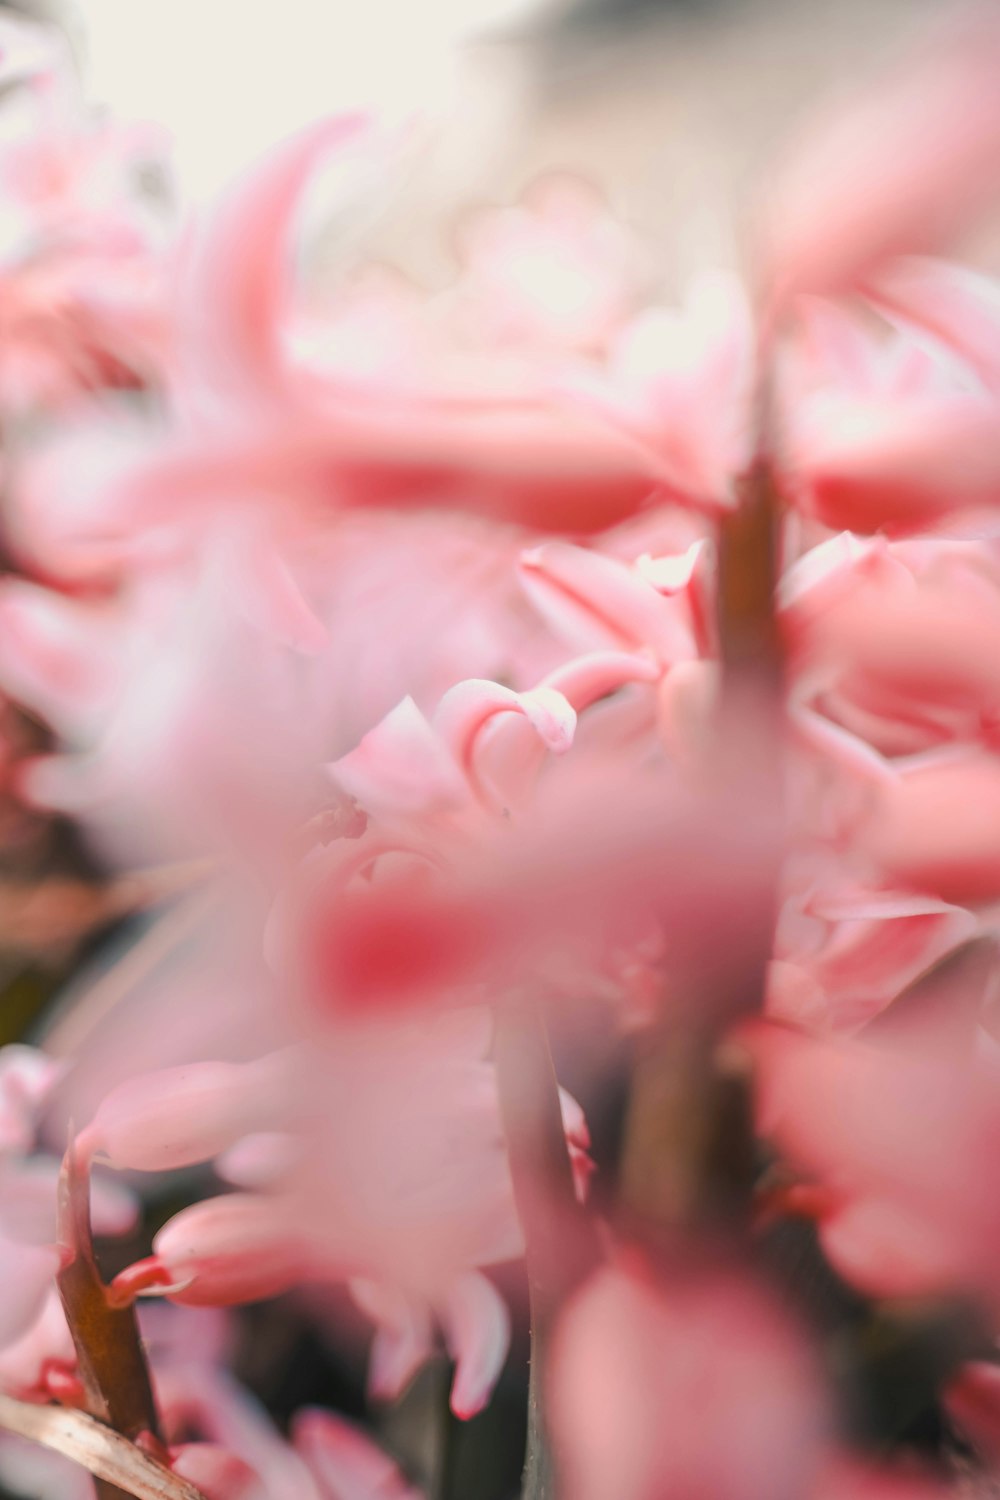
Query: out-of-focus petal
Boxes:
[
  {"xmin": 348, "ymin": 1279, "xmax": 433, "ymax": 1405},
  {"xmin": 174, "ymin": 113, "xmax": 370, "ymax": 415},
  {"xmin": 549, "ymin": 1262, "xmax": 826, "ymax": 1500},
  {"xmin": 438, "ymin": 1271, "xmax": 510, "ymax": 1419},
  {"xmin": 79, "ymin": 1055, "xmax": 290, "ymax": 1173},
  {"xmin": 293, "ymin": 1408, "xmax": 421, "ymax": 1500},
  {"xmin": 170, "ymin": 1445, "xmax": 264, "ymax": 1500},
  {"xmin": 765, "ymin": 12, "xmax": 1000, "ymax": 302}
]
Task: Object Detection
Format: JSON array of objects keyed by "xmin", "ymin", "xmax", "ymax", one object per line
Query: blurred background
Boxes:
[{"xmin": 6, "ymin": 0, "xmax": 950, "ymax": 276}]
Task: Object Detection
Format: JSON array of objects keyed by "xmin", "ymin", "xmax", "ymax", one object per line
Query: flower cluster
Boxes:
[{"xmin": 2, "ymin": 6, "xmax": 1000, "ymax": 1500}]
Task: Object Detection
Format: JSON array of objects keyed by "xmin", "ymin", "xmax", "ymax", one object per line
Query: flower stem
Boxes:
[{"xmin": 56, "ymin": 1140, "xmax": 169, "ymax": 1500}]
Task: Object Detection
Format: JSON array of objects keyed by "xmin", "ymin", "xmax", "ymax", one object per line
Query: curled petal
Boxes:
[
  {"xmin": 175, "ymin": 113, "xmax": 370, "ymax": 413},
  {"xmin": 432, "ymin": 678, "xmax": 576, "ymax": 798},
  {"xmin": 543, "ymin": 651, "xmax": 660, "ymax": 713}
]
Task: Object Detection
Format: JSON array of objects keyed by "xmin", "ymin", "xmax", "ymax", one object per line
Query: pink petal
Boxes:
[
  {"xmin": 518, "ymin": 541, "xmax": 688, "ymax": 660},
  {"xmin": 438, "ymin": 1272, "xmax": 510, "ymax": 1420},
  {"xmin": 432, "ymin": 678, "xmax": 576, "ymax": 794},
  {"xmin": 174, "ymin": 114, "xmax": 370, "ymax": 414},
  {"xmin": 946, "ymin": 1360, "xmax": 1000, "ymax": 1466},
  {"xmin": 0, "ymin": 1231, "xmax": 58, "ymax": 1348},
  {"xmin": 766, "ymin": 12, "xmax": 1000, "ymax": 302},
  {"xmin": 865, "ymin": 748, "xmax": 1000, "ymax": 902},
  {"xmin": 789, "ymin": 391, "xmax": 1000, "ymax": 534},
  {"xmin": 170, "ymin": 1445, "xmax": 262, "ymax": 1500},
  {"xmin": 145, "ymin": 1194, "xmax": 313, "ymax": 1305},
  {"xmin": 210, "ymin": 527, "xmax": 329, "ymax": 654},
  {"xmin": 0, "ymin": 581, "xmax": 116, "ymax": 730},
  {"xmin": 79, "ymin": 1055, "xmax": 289, "ymax": 1173},
  {"xmin": 293, "ymin": 1408, "xmax": 420, "ymax": 1500},
  {"xmin": 348, "ymin": 1279, "xmax": 433, "ymax": 1404},
  {"xmin": 868, "ymin": 257, "xmax": 1000, "ymax": 389},
  {"xmin": 329, "ymin": 696, "xmax": 468, "ymax": 818}
]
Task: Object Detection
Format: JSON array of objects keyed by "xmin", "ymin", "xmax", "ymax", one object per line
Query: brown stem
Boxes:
[
  {"xmin": 619, "ymin": 1027, "xmax": 757, "ymax": 1237},
  {"xmin": 56, "ymin": 1141, "xmax": 166, "ymax": 1500},
  {"xmin": 717, "ymin": 455, "xmax": 784, "ymax": 687},
  {"xmin": 618, "ymin": 454, "xmax": 784, "ymax": 1243}
]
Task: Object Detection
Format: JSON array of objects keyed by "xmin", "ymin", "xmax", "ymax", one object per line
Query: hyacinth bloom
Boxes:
[
  {"xmin": 778, "ymin": 278, "xmax": 1000, "ymax": 536},
  {"xmin": 0, "ymin": 16, "xmax": 168, "ymax": 417},
  {"xmin": 79, "ymin": 1012, "xmax": 584, "ymax": 1417},
  {"xmin": 1, "ymin": 113, "xmax": 661, "ymax": 575},
  {"xmin": 6, "ymin": 5, "xmax": 1000, "ymax": 1499},
  {"xmin": 751, "ymin": 964, "xmax": 1000, "ymax": 1309}
]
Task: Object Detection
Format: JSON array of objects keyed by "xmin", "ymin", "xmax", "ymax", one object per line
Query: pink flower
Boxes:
[
  {"xmin": 548, "ymin": 1258, "xmax": 827, "ymax": 1500},
  {"xmin": 782, "ymin": 533, "xmax": 1000, "ymax": 755},
  {"xmin": 558, "ymin": 269, "xmax": 755, "ymax": 508},
  {"xmin": 0, "ymin": 18, "xmax": 170, "ymax": 416},
  {"xmin": 751, "ymin": 956, "xmax": 1000, "ymax": 1307},
  {"xmin": 292, "ymin": 1409, "xmax": 422, "ymax": 1500},
  {"xmin": 771, "ymin": 872, "xmax": 978, "ymax": 1032},
  {"xmin": 780, "ymin": 285, "xmax": 1000, "ymax": 535},
  {"xmin": 92, "ymin": 1012, "xmax": 588, "ymax": 1417}
]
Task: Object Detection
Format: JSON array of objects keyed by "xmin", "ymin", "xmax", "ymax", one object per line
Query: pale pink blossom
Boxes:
[
  {"xmin": 771, "ymin": 871, "xmax": 979, "ymax": 1032},
  {"xmin": 548, "ymin": 1259, "xmax": 827, "ymax": 1500},
  {"xmin": 782, "ymin": 532, "xmax": 1000, "ymax": 755},
  {"xmin": 0, "ymin": 17, "xmax": 170, "ymax": 416},
  {"xmin": 0, "ymin": 512, "xmax": 561, "ymax": 866},
  {"xmin": 780, "ymin": 285, "xmax": 1000, "ymax": 535},
  {"xmin": 751, "ymin": 967, "xmax": 1000, "ymax": 1307},
  {"xmin": 87, "ymin": 1010, "xmax": 588, "ymax": 1416},
  {"xmin": 558, "ymin": 269, "xmax": 755, "ymax": 508}
]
